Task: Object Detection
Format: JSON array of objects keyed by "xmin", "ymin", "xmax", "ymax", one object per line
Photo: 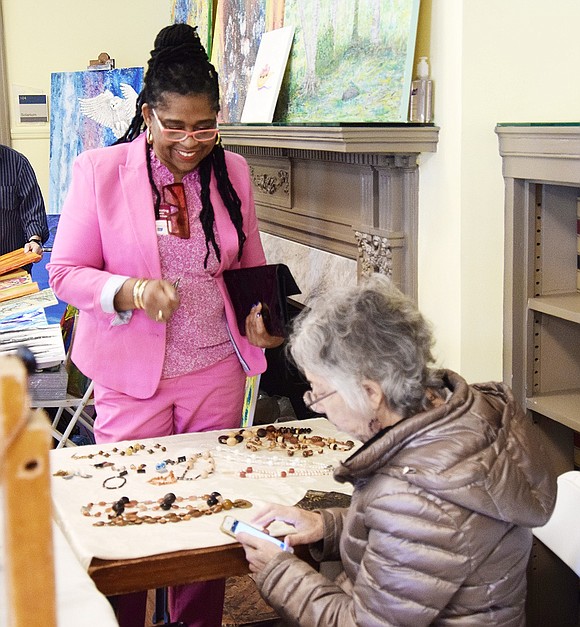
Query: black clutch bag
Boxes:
[{"xmin": 222, "ymin": 264, "xmax": 301, "ymax": 338}]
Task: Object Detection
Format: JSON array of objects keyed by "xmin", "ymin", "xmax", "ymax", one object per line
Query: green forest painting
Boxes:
[{"xmin": 279, "ymin": 0, "xmax": 420, "ymax": 123}]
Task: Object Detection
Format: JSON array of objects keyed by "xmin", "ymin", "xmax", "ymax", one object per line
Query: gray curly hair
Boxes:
[{"xmin": 288, "ymin": 274, "xmax": 437, "ymax": 418}]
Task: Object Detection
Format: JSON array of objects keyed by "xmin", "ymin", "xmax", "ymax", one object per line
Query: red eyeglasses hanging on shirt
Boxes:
[{"xmin": 160, "ymin": 182, "xmax": 190, "ymax": 239}]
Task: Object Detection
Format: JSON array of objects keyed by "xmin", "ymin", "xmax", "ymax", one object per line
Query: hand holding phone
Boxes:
[{"xmin": 220, "ymin": 515, "xmax": 293, "ymax": 553}]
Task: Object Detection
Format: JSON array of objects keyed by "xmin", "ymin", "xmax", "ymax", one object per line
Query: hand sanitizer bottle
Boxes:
[{"xmin": 409, "ymin": 56, "xmax": 433, "ymax": 123}]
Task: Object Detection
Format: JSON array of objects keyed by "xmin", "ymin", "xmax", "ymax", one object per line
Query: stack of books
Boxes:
[
  {"xmin": 0, "ymin": 269, "xmax": 40, "ymax": 303},
  {"xmin": 0, "ymin": 248, "xmax": 67, "ymax": 399}
]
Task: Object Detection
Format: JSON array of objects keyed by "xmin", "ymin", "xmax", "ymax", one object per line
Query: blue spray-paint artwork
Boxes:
[
  {"xmin": 49, "ymin": 67, "xmax": 144, "ymax": 214},
  {"xmin": 171, "ymin": 0, "xmax": 213, "ymax": 54}
]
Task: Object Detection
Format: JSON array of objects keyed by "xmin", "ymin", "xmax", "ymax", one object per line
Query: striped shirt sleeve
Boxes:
[{"xmin": 0, "ymin": 144, "xmax": 49, "ymax": 256}]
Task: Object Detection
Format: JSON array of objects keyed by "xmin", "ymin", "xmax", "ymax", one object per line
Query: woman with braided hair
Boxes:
[{"xmin": 49, "ymin": 23, "xmax": 282, "ymax": 626}]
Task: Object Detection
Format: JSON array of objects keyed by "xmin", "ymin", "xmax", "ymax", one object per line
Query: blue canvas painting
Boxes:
[
  {"xmin": 49, "ymin": 67, "xmax": 144, "ymax": 214},
  {"xmin": 171, "ymin": 0, "xmax": 214, "ymax": 54}
]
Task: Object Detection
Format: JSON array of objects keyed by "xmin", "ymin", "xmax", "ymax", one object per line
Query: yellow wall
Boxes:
[
  {"xmin": 418, "ymin": 0, "xmax": 580, "ymax": 381},
  {"xmin": 4, "ymin": 0, "xmax": 580, "ymax": 382},
  {"xmin": 2, "ymin": 0, "xmax": 168, "ymax": 200}
]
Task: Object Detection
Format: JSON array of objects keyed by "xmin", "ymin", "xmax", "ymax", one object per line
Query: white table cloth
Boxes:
[
  {"xmin": 50, "ymin": 418, "xmax": 358, "ymax": 570},
  {"xmin": 0, "ymin": 505, "xmax": 118, "ymax": 627}
]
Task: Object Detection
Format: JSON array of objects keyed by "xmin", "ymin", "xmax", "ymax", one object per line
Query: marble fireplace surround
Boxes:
[{"xmin": 221, "ymin": 125, "xmax": 439, "ymax": 304}]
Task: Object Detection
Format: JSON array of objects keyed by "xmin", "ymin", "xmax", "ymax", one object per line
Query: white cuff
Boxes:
[{"xmin": 101, "ymin": 275, "xmax": 133, "ymax": 326}]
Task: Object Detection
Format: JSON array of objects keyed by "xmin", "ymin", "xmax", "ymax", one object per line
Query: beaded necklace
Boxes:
[
  {"xmin": 235, "ymin": 464, "xmax": 333, "ymax": 479},
  {"xmin": 81, "ymin": 491, "xmax": 252, "ymax": 527},
  {"xmin": 217, "ymin": 425, "xmax": 355, "ymax": 456},
  {"xmin": 71, "ymin": 442, "xmax": 167, "ymax": 460}
]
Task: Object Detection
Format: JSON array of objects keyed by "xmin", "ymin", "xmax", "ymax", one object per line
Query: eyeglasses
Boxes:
[
  {"xmin": 151, "ymin": 108, "xmax": 219, "ymax": 143},
  {"xmin": 303, "ymin": 389, "xmax": 337, "ymax": 410},
  {"xmin": 161, "ymin": 182, "xmax": 189, "ymax": 239}
]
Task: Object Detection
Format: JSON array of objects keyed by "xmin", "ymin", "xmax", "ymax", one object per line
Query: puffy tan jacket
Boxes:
[{"xmin": 256, "ymin": 371, "xmax": 556, "ymax": 626}]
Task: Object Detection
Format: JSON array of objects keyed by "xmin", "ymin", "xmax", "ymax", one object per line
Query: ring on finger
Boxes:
[{"xmin": 156, "ymin": 309, "xmax": 163, "ymax": 322}]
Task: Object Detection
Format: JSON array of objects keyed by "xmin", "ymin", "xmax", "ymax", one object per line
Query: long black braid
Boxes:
[{"xmin": 116, "ymin": 23, "xmax": 246, "ymax": 266}]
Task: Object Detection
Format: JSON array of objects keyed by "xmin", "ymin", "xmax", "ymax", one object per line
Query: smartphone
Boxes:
[{"xmin": 220, "ymin": 515, "xmax": 293, "ymax": 553}]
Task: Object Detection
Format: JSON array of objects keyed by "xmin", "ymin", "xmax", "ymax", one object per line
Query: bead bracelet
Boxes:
[{"xmin": 103, "ymin": 474, "xmax": 127, "ymax": 489}]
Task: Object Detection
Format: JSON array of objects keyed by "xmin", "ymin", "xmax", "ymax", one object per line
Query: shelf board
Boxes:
[
  {"xmin": 528, "ymin": 293, "xmax": 580, "ymax": 324},
  {"xmin": 220, "ymin": 124, "xmax": 440, "ymax": 154},
  {"xmin": 527, "ymin": 390, "xmax": 580, "ymax": 432}
]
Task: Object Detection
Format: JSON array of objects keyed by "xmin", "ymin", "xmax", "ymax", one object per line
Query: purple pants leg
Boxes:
[{"xmin": 169, "ymin": 580, "xmax": 226, "ymax": 627}]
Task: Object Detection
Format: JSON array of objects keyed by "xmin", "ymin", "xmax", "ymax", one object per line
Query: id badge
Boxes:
[{"xmin": 156, "ymin": 219, "xmax": 169, "ymax": 236}]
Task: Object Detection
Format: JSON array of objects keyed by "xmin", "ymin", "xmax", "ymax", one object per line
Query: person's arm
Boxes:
[
  {"xmin": 17, "ymin": 156, "xmax": 48, "ymax": 247},
  {"xmin": 252, "ymin": 485, "xmax": 474, "ymax": 626},
  {"xmin": 16, "ymin": 155, "xmax": 48, "ymax": 259}
]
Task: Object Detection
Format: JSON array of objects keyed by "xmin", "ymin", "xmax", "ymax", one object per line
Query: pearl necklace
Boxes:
[{"xmin": 236, "ymin": 465, "xmax": 333, "ymax": 479}]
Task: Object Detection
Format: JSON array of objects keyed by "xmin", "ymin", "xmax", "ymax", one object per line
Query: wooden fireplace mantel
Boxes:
[
  {"xmin": 220, "ymin": 124, "xmax": 439, "ymax": 155},
  {"xmin": 221, "ymin": 124, "xmax": 439, "ymax": 299}
]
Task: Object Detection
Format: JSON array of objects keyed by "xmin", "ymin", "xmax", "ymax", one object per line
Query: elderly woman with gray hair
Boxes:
[{"xmin": 236, "ymin": 274, "xmax": 556, "ymax": 626}]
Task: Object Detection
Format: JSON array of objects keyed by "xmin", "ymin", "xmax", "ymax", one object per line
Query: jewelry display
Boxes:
[
  {"xmin": 81, "ymin": 492, "xmax": 252, "ymax": 526},
  {"xmin": 156, "ymin": 461, "xmax": 169, "ymax": 473},
  {"xmin": 71, "ymin": 442, "xmax": 167, "ymax": 460},
  {"xmin": 236, "ymin": 464, "xmax": 333, "ymax": 479},
  {"xmin": 217, "ymin": 425, "xmax": 355, "ymax": 456},
  {"xmin": 103, "ymin": 474, "xmax": 128, "ymax": 489},
  {"xmin": 147, "ymin": 471, "xmax": 177, "ymax": 486},
  {"xmin": 177, "ymin": 451, "xmax": 215, "ymax": 481},
  {"xmin": 52, "ymin": 469, "xmax": 93, "ymax": 480}
]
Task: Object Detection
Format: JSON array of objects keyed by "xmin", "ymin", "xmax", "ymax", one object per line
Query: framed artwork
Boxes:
[
  {"xmin": 212, "ymin": 0, "xmax": 420, "ymax": 123},
  {"xmin": 211, "ymin": 0, "xmax": 267, "ymax": 123},
  {"xmin": 170, "ymin": 0, "xmax": 214, "ymax": 55},
  {"xmin": 49, "ymin": 67, "xmax": 144, "ymax": 214},
  {"xmin": 241, "ymin": 26, "xmax": 295, "ymax": 123},
  {"xmin": 280, "ymin": 0, "xmax": 420, "ymax": 123}
]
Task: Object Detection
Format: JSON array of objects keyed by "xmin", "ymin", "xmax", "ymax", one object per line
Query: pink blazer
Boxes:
[{"xmin": 48, "ymin": 134, "xmax": 267, "ymax": 398}]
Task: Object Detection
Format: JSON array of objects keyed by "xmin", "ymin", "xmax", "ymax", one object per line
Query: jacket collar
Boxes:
[
  {"xmin": 335, "ymin": 370, "xmax": 555, "ymax": 527},
  {"xmin": 118, "ymin": 134, "xmax": 161, "ymax": 278}
]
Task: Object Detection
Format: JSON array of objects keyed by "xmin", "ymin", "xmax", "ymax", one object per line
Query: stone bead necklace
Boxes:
[
  {"xmin": 71, "ymin": 442, "xmax": 167, "ymax": 460},
  {"xmin": 81, "ymin": 491, "xmax": 252, "ymax": 527},
  {"xmin": 217, "ymin": 424, "xmax": 355, "ymax": 456}
]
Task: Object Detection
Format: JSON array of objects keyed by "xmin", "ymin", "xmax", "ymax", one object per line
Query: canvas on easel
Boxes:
[{"xmin": 241, "ymin": 26, "xmax": 295, "ymax": 123}]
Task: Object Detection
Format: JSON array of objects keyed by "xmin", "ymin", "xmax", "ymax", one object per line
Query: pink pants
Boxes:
[{"xmin": 93, "ymin": 353, "xmax": 246, "ymax": 627}]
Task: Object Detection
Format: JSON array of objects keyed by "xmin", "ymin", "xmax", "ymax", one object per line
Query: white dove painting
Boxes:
[
  {"xmin": 78, "ymin": 83, "xmax": 139, "ymax": 140},
  {"xmin": 49, "ymin": 67, "xmax": 143, "ymax": 214}
]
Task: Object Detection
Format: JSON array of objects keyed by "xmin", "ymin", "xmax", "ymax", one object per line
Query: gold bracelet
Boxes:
[
  {"xmin": 132, "ymin": 279, "xmax": 148, "ymax": 310},
  {"xmin": 136, "ymin": 279, "xmax": 149, "ymax": 310},
  {"xmin": 132, "ymin": 279, "xmax": 144, "ymax": 309}
]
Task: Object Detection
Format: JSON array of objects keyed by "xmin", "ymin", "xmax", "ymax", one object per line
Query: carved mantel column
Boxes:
[{"xmin": 221, "ymin": 125, "xmax": 438, "ymax": 300}]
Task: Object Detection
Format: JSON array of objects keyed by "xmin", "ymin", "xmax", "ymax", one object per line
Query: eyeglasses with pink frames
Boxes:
[{"xmin": 151, "ymin": 108, "xmax": 219, "ymax": 143}]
